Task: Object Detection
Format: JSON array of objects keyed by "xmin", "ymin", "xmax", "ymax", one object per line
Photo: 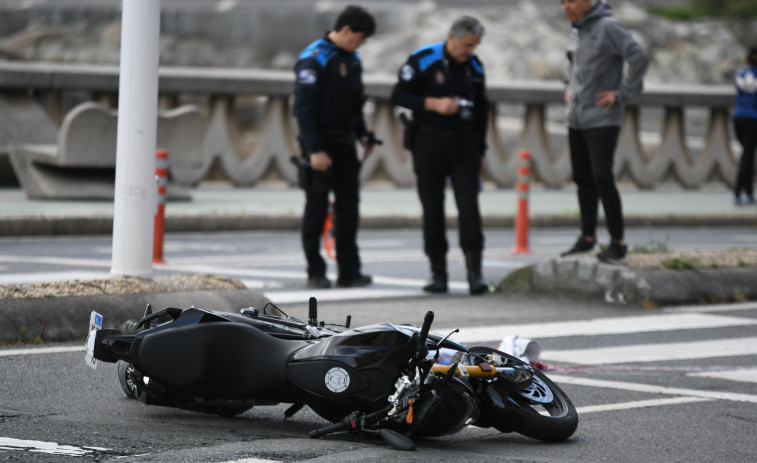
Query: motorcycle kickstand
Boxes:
[{"xmin": 284, "ymin": 402, "xmax": 305, "ymax": 420}]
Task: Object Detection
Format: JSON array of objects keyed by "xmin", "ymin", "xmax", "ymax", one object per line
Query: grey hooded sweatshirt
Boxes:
[{"xmin": 565, "ymin": 0, "xmax": 649, "ymax": 129}]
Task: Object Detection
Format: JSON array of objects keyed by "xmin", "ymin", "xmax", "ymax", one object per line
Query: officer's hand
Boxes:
[
  {"xmin": 596, "ymin": 90, "xmax": 616, "ymax": 109},
  {"xmin": 426, "ymin": 97, "xmax": 459, "ymax": 116},
  {"xmin": 564, "ymin": 89, "xmax": 572, "ymax": 104},
  {"xmin": 310, "ymin": 151, "xmax": 332, "ymax": 171},
  {"xmin": 360, "ymin": 138, "xmax": 375, "ymax": 157}
]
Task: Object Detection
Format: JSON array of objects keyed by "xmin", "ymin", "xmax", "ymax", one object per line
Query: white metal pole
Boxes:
[{"xmin": 111, "ymin": 0, "xmax": 162, "ymax": 278}]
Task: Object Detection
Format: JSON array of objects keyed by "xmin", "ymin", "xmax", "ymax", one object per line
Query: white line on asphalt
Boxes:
[
  {"xmin": 263, "ymin": 288, "xmax": 429, "ymax": 304},
  {"xmin": 549, "ymin": 374, "xmax": 757, "ymax": 404},
  {"xmin": 576, "ymin": 396, "xmax": 712, "ymax": 414},
  {"xmin": 0, "ymin": 271, "xmax": 110, "ymax": 285},
  {"xmin": 453, "ymin": 313, "xmax": 757, "ymax": 343},
  {"xmin": 0, "ymin": 437, "xmax": 109, "ymax": 456},
  {"xmin": 541, "ymin": 337, "xmax": 757, "ymax": 365},
  {"xmin": 0, "ymin": 255, "xmax": 109, "ymax": 267},
  {"xmin": 0, "ymin": 346, "xmax": 82, "ymax": 357},
  {"xmin": 663, "ymin": 301, "xmax": 757, "ymax": 314},
  {"xmin": 689, "ymin": 367, "xmax": 757, "ymax": 383}
]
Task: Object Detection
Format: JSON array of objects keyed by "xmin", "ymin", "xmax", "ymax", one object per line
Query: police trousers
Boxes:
[
  {"xmin": 301, "ymin": 135, "xmax": 362, "ymax": 279},
  {"xmin": 412, "ymin": 125, "xmax": 484, "ymax": 261}
]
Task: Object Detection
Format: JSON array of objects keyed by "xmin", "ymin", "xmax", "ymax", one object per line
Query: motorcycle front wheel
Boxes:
[{"xmin": 468, "ymin": 346, "xmax": 578, "ymax": 442}]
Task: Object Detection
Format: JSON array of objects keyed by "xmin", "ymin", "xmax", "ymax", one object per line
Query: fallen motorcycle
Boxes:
[{"xmin": 85, "ymin": 298, "xmax": 578, "ymax": 450}]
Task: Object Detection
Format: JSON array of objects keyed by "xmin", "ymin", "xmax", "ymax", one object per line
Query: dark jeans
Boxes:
[
  {"xmin": 412, "ymin": 126, "xmax": 484, "ymax": 261},
  {"xmin": 301, "ymin": 137, "xmax": 361, "ymax": 279},
  {"xmin": 568, "ymin": 126, "xmax": 624, "ymax": 242},
  {"xmin": 734, "ymin": 116, "xmax": 757, "ymax": 197}
]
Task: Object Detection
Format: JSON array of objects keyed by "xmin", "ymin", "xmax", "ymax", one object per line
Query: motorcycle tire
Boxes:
[
  {"xmin": 117, "ymin": 360, "xmax": 138, "ymax": 399},
  {"xmin": 468, "ymin": 347, "xmax": 578, "ymax": 443}
]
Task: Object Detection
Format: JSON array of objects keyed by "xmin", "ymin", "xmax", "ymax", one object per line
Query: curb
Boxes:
[
  {"xmin": 497, "ymin": 258, "xmax": 757, "ymax": 305},
  {"xmin": 3, "ymin": 214, "xmax": 757, "ymax": 236},
  {"xmin": 0, "ymin": 289, "xmax": 271, "ymax": 344}
]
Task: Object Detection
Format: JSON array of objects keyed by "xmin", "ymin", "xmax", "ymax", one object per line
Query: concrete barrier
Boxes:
[
  {"xmin": 0, "ymin": 61, "xmax": 746, "ymax": 192},
  {"xmin": 9, "ymin": 101, "xmax": 206, "ymax": 199}
]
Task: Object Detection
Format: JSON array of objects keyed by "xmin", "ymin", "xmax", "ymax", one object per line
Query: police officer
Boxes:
[
  {"xmin": 293, "ymin": 5, "xmax": 376, "ymax": 289},
  {"xmin": 391, "ymin": 16, "xmax": 489, "ymax": 295}
]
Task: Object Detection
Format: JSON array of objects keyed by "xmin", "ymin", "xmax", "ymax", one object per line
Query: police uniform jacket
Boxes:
[
  {"xmin": 391, "ymin": 41, "xmax": 489, "ymax": 156},
  {"xmin": 293, "ymin": 34, "xmax": 369, "ymax": 155},
  {"xmin": 734, "ymin": 65, "xmax": 757, "ymax": 120}
]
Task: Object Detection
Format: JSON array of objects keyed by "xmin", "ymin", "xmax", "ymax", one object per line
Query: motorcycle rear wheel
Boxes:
[
  {"xmin": 117, "ymin": 360, "xmax": 138, "ymax": 399},
  {"xmin": 468, "ymin": 347, "xmax": 578, "ymax": 442}
]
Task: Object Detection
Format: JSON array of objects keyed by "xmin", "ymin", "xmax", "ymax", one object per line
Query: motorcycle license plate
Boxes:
[{"xmin": 84, "ymin": 311, "xmax": 103, "ymax": 370}]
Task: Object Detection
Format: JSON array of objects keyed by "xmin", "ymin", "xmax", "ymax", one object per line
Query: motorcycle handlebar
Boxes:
[
  {"xmin": 416, "ymin": 311, "xmax": 434, "ymax": 357},
  {"xmin": 308, "ymin": 296, "xmax": 318, "ymax": 326},
  {"xmin": 309, "ymin": 413, "xmax": 359, "ymax": 438},
  {"xmin": 309, "ymin": 421, "xmax": 347, "ymax": 438}
]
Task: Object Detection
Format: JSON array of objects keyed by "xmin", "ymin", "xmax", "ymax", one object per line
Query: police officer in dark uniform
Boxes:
[
  {"xmin": 293, "ymin": 5, "xmax": 376, "ymax": 289},
  {"xmin": 391, "ymin": 16, "xmax": 489, "ymax": 295}
]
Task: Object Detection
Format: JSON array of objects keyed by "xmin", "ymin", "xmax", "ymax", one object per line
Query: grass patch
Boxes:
[
  {"xmin": 661, "ymin": 256, "xmax": 699, "ymax": 270},
  {"xmin": 647, "ymin": 6, "xmax": 704, "ymax": 20},
  {"xmin": 630, "ymin": 241, "xmax": 670, "ymax": 255}
]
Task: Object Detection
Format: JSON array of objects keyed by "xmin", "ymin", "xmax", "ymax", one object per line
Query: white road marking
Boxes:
[
  {"xmin": 689, "ymin": 367, "xmax": 757, "ymax": 383},
  {"xmin": 0, "ymin": 255, "xmax": 109, "ymax": 267},
  {"xmin": 549, "ymin": 374, "xmax": 757, "ymax": 404},
  {"xmin": 0, "ymin": 346, "xmax": 82, "ymax": 357},
  {"xmin": 576, "ymin": 396, "xmax": 712, "ymax": 414},
  {"xmin": 541, "ymin": 337, "xmax": 757, "ymax": 365},
  {"xmin": 663, "ymin": 301, "xmax": 757, "ymax": 314},
  {"xmin": 263, "ymin": 288, "xmax": 428, "ymax": 304},
  {"xmin": 216, "ymin": 0, "xmax": 237, "ymax": 13},
  {"xmin": 0, "ymin": 271, "xmax": 110, "ymax": 285},
  {"xmin": 0, "ymin": 437, "xmax": 110, "ymax": 456},
  {"xmin": 454, "ymin": 313, "xmax": 757, "ymax": 343}
]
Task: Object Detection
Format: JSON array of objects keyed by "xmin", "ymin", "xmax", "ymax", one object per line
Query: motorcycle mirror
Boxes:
[
  {"xmin": 435, "ymin": 328, "xmax": 460, "ymax": 349},
  {"xmin": 379, "ymin": 429, "xmax": 415, "ymax": 451}
]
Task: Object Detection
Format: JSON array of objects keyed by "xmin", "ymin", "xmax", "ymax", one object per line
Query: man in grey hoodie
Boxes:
[{"xmin": 559, "ymin": 0, "xmax": 649, "ymax": 263}]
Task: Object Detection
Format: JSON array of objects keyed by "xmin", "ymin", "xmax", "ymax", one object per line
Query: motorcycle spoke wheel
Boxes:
[{"xmin": 468, "ymin": 346, "xmax": 578, "ymax": 442}]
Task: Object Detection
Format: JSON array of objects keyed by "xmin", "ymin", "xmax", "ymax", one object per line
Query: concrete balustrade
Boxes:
[{"xmin": 0, "ymin": 61, "xmax": 740, "ymax": 192}]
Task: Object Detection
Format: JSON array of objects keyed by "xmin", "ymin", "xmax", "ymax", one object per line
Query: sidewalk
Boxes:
[{"xmin": 1, "ymin": 181, "xmax": 755, "ymax": 235}]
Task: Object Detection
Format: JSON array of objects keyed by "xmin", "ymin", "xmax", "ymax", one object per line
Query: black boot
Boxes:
[
  {"xmin": 465, "ymin": 251, "xmax": 488, "ymax": 295},
  {"xmin": 422, "ymin": 256, "xmax": 448, "ymax": 293}
]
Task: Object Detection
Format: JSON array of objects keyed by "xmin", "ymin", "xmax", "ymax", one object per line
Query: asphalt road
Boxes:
[
  {"xmin": 1, "ymin": 227, "xmax": 757, "ymax": 461},
  {"xmin": 2, "ymin": 294, "xmax": 757, "ymax": 462}
]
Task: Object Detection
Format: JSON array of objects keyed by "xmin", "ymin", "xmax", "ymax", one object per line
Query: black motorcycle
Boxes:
[{"xmin": 85, "ymin": 298, "xmax": 577, "ymax": 450}]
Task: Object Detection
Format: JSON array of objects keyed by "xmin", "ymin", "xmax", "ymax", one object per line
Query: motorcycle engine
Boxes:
[{"xmin": 408, "ymin": 374, "xmax": 479, "ymax": 437}]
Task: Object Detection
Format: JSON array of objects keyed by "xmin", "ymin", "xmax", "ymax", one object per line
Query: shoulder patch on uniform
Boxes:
[
  {"xmin": 400, "ymin": 63, "xmax": 414, "ymax": 81},
  {"xmin": 412, "ymin": 42, "xmax": 444, "ymax": 72},
  {"xmin": 299, "ymin": 38, "xmax": 336, "ymax": 67},
  {"xmin": 470, "ymin": 55, "xmax": 484, "ymax": 75},
  {"xmin": 298, "ymin": 68, "xmax": 317, "ymax": 85}
]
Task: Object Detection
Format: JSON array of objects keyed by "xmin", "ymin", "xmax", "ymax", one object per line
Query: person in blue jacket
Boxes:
[
  {"xmin": 391, "ymin": 16, "xmax": 489, "ymax": 295},
  {"xmin": 559, "ymin": 0, "xmax": 648, "ymax": 264},
  {"xmin": 293, "ymin": 5, "xmax": 377, "ymax": 289},
  {"xmin": 733, "ymin": 45, "xmax": 757, "ymax": 206}
]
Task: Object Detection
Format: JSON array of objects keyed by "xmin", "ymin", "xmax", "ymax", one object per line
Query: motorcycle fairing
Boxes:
[
  {"xmin": 131, "ymin": 308, "xmax": 309, "ymax": 400},
  {"xmin": 287, "ymin": 324, "xmax": 414, "ymax": 419}
]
